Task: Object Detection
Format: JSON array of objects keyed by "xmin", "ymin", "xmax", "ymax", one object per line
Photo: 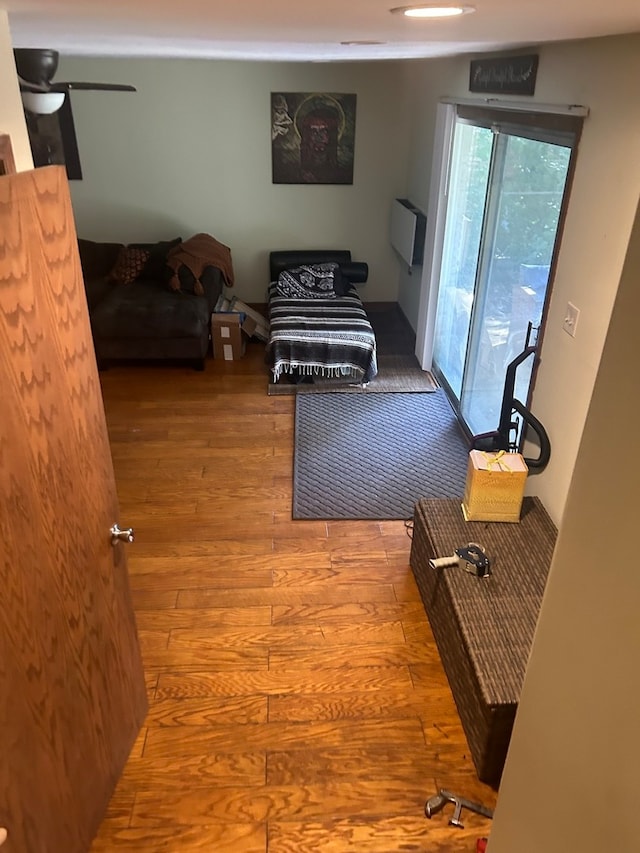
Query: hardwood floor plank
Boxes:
[
  {"xmin": 130, "ymin": 779, "xmax": 434, "ymax": 826},
  {"xmin": 268, "ymin": 817, "xmax": 491, "ymax": 853},
  {"xmin": 271, "ymin": 601, "xmax": 426, "ymax": 625},
  {"xmin": 110, "ymin": 438, "xmax": 211, "ymax": 458},
  {"xmin": 138, "ymin": 628, "xmax": 170, "ymax": 654},
  {"xmin": 130, "ymin": 588, "xmax": 178, "ymax": 610},
  {"xmin": 128, "ymin": 516, "xmax": 276, "ymax": 544},
  {"xmin": 91, "ymin": 823, "xmax": 266, "ymax": 852},
  {"xmin": 140, "ymin": 644, "xmax": 268, "ymax": 670},
  {"xmin": 95, "ymin": 788, "xmax": 136, "ymax": 831},
  {"xmin": 135, "ymin": 607, "xmax": 273, "ymax": 632},
  {"xmin": 176, "ymin": 583, "xmax": 397, "ymax": 609},
  {"xmin": 130, "ymin": 568, "xmax": 274, "ymax": 592},
  {"xmin": 145, "ymin": 695, "xmax": 268, "ymax": 726},
  {"xmin": 269, "ymin": 639, "xmax": 440, "ymax": 670},
  {"xmin": 268, "ymin": 688, "xmax": 434, "ymax": 722},
  {"xmin": 393, "ymin": 574, "xmax": 424, "ymax": 602},
  {"xmin": 195, "ymin": 484, "xmax": 292, "ymax": 506},
  {"xmin": 265, "ymin": 744, "xmax": 493, "ymax": 792},
  {"xmin": 129, "ymin": 538, "xmax": 275, "ymax": 561},
  {"xmin": 91, "ymin": 348, "xmax": 498, "ymax": 852},
  {"xmin": 156, "ymin": 666, "xmax": 415, "ymax": 699},
  {"xmin": 272, "ymin": 563, "xmax": 412, "ymax": 586},
  {"xmin": 142, "ymin": 718, "xmax": 426, "ymax": 759},
  {"xmin": 166, "ymin": 621, "xmax": 404, "ymax": 653},
  {"xmin": 325, "ymin": 520, "xmax": 383, "ymax": 538},
  {"xmin": 167, "ymin": 625, "xmax": 328, "ymax": 650},
  {"xmin": 115, "ymin": 752, "xmax": 265, "ymax": 790},
  {"xmin": 272, "ymin": 517, "xmax": 328, "ymax": 538}
]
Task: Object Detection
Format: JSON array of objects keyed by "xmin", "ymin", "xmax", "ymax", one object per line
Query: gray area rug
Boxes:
[
  {"xmin": 293, "ymin": 391, "xmax": 470, "ymax": 520},
  {"xmin": 269, "ymin": 354, "xmax": 439, "ymax": 396}
]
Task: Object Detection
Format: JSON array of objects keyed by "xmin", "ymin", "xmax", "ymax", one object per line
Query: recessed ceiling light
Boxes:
[
  {"xmin": 390, "ymin": 4, "xmax": 475, "ymax": 18},
  {"xmin": 340, "ymin": 40, "xmax": 386, "ymax": 46}
]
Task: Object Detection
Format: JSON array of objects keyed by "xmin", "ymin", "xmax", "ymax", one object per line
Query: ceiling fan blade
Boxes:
[{"xmin": 53, "ymin": 82, "xmax": 137, "ymax": 92}]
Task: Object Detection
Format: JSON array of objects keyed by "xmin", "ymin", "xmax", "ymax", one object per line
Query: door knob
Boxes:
[
  {"xmin": 0, "ymin": 827, "xmax": 7, "ymax": 846},
  {"xmin": 110, "ymin": 523, "xmax": 134, "ymax": 545}
]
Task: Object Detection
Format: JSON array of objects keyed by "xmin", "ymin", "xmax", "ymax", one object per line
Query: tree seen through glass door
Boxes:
[{"xmin": 433, "ymin": 118, "xmax": 572, "ymax": 438}]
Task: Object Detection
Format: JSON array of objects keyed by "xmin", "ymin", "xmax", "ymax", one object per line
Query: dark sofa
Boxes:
[{"xmin": 78, "ymin": 238, "xmax": 223, "ymax": 370}]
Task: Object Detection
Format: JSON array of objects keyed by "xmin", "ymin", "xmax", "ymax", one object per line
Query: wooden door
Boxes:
[{"xmin": 0, "ymin": 166, "xmax": 147, "ymax": 852}]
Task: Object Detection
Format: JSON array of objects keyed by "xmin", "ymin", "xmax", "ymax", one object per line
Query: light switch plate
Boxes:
[{"xmin": 563, "ymin": 302, "xmax": 579, "ymax": 337}]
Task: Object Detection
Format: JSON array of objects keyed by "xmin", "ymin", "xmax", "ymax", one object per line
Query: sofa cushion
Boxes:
[
  {"xmin": 78, "ymin": 239, "xmax": 124, "ymax": 281},
  {"xmin": 90, "ymin": 280, "xmax": 211, "ymax": 340},
  {"xmin": 84, "ymin": 276, "xmax": 114, "ymax": 312}
]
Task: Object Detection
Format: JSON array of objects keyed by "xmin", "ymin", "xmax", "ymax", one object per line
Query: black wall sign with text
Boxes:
[{"xmin": 469, "ymin": 55, "xmax": 539, "ymax": 96}]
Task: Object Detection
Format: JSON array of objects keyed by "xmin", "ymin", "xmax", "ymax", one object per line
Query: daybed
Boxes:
[{"xmin": 266, "ymin": 250, "xmax": 378, "ymax": 385}]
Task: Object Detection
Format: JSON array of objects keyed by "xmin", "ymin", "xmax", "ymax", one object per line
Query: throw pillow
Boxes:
[
  {"xmin": 130, "ymin": 237, "xmax": 182, "ymax": 281},
  {"xmin": 276, "ymin": 263, "xmax": 340, "ymax": 299},
  {"xmin": 331, "ymin": 266, "xmax": 349, "ymax": 296},
  {"xmin": 108, "ymin": 247, "xmax": 151, "ymax": 285}
]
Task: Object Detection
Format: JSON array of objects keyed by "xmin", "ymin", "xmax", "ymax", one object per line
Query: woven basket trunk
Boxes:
[{"xmin": 410, "ymin": 497, "xmax": 557, "ymax": 786}]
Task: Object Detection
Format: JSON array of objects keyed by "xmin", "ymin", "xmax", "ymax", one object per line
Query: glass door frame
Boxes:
[{"xmin": 418, "ymin": 102, "xmax": 584, "ymax": 443}]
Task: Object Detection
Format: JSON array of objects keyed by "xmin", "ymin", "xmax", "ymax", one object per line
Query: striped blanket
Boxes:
[{"xmin": 267, "ymin": 283, "xmax": 378, "ymax": 383}]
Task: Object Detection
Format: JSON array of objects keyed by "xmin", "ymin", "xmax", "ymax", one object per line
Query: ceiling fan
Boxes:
[{"xmin": 14, "ymin": 48, "xmax": 136, "ymax": 114}]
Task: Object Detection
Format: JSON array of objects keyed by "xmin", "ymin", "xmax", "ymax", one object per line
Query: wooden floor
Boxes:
[{"xmin": 90, "ymin": 342, "xmax": 496, "ymax": 852}]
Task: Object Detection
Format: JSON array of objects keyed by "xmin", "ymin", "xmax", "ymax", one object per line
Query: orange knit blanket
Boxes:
[{"xmin": 166, "ymin": 233, "xmax": 234, "ymax": 293}]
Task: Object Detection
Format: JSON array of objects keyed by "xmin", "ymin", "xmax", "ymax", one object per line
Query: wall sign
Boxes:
[{"xmin": 469, "ymin": 54, "xmax": 539, "ymax": 96}]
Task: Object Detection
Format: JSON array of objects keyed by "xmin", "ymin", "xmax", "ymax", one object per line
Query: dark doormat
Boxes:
[
  {"xmin": 293, "ymin": 391, "xmax": 469, "ymax": 520},
  {"xmin": 269, "ymin": 354, "xmax": 439, "ymax": 396}
]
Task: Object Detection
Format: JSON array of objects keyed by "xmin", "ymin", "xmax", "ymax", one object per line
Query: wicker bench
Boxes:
[{"xmin": 410, "ymin": 497, "xmax": 557, "ymax": 787}]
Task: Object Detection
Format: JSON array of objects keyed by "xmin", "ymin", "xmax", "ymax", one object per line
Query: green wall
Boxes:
[{"xmin": 60, "ymin": 56, "xmax": 413, "ymax": 302}]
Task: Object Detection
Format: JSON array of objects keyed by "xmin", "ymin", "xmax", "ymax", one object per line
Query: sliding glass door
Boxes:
[{"xmin": 432, "ymin": 107, "xmax": 577, "ymax": 438}]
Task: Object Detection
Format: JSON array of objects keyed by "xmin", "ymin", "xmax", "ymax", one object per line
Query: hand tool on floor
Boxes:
[{"xmin": 425, "ymin": 788, "xmax": 494, "ymax": 829}]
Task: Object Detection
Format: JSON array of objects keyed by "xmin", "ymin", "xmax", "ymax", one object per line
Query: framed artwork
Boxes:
[
  {"xmin": 23, "ymin": 95, "xmax": 83, "ymax": 180},
  {"xmin": 271, "ymin": 92, "xmax": 356, "ymax": 185},
  {"xmin": 469, "ymin": 54, "xmax": 539, "ymax": 96}
]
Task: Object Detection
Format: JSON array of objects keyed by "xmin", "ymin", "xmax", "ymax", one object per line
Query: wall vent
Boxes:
[{"xmin": 390, "ymin": 198, "xmax": 426, "ymax": 268}]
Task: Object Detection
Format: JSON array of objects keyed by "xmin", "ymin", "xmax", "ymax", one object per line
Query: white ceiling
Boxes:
[{"xmin": 6, "ymin": 0, "xmax": 640, "ymax": 63}]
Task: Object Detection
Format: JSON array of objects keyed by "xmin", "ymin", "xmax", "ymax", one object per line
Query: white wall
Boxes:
[
  {"xmin": 0, "ymin": 11, "xmax": 33, "ymax": 171},
  {"xmin": 488, "ymin": 194, "xmax": 640, "ymax": 853},
  {"xmin": 56, "ymin": 55, "xmax": 413, "ymax": 302},
  {"xmin": 402, "ymin": 34, "xmax": 640, "ymax": 526}
]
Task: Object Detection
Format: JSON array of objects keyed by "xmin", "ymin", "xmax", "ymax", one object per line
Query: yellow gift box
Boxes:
[{"xmin": 462, "ymin": 450, "xmax": 528, "ymax": 523}]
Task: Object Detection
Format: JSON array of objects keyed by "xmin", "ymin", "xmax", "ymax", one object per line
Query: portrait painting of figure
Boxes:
[{"xmin": 271, "ymin": 92, "xmax": 356, "ymax": 185}]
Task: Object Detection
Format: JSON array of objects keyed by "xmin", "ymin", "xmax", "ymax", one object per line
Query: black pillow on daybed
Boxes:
[{"xmin": 276, "ymin": 262, "xmax": 348, "ymax": 299}]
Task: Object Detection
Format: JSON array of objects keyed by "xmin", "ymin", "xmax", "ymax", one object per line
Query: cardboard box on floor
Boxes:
[
  {"xmin": 229, "ymin": 297, "xmax": 269, "ymax": 342},
  {"xmin": 462, "ymin": 449, "xmax": 528, "ymax": 522},
  {"xmin": 214, "ymin": 294, "xmax": 270, "ymax": 343},
  {"xmin": 211, "ymin": 312, "xmax": 257, "ymax": 360}
]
